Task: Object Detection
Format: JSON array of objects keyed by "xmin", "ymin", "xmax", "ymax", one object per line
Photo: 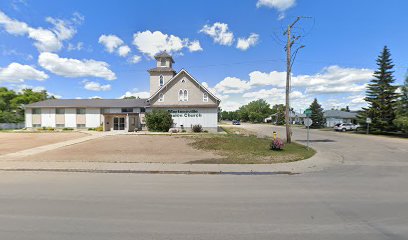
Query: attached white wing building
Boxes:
[{"xmin": 25, "ymin": 52, "xmax": 221, "ymax": 132}]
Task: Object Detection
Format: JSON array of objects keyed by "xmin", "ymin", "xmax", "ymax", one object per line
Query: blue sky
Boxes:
[{"xmin": 0, "ymin": 0, "xmax": 407, "ymax": 111}]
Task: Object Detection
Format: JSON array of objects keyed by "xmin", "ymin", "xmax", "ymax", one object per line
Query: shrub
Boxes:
[
  {"xmin": 47, "ymin": 127, "xmax": 55, "ymax": 131},
  {"xmin": 95, "ymin": 125, "xmax": 104, "ymax": 132},
  {"xmin": 62, "ymin": 127, "xmax": 74, "ymax": 131},
  {"xmin": 192, "ymin": 124, "xmax": 203, "ymax": 133},
  {"xmin": 203, "ymin": 130, "xmax": 209, "ymax": 133},
  {"xmin": 88, "ymin": 128, "xmax": 96, "ymax": 131},
  {"xmin": 145, "ymin": 110, "xmax": 173, "ymax": 132},
  {"xmin": 270, "ymin": 138, "xmax": 285, "ymax": 150},
  {"xmin": 393, "ymin": 116, "xmax": 408, "ymax": 133},
  {"xmin": 181, "ymin": 129, "xmax": 186, "ymax": 133}
]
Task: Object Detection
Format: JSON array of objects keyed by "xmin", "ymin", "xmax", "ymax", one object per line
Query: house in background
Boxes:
[
  {"xmin": 323, "ymin": 110, "xmax": 358, "ymax": 127},
  {"xmin": 264, "ymin": 111, "xmax": 306, "ymax": 125}
]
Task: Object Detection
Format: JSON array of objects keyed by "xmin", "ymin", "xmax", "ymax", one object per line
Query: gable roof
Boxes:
[
  {"xmin": 24, "ymin": 98, "xmax": 149, "ymax": 108},
  {"xmin": 148, "ymin": 69, "xmax": 221, "ymax": 102},
  {"xmin": 323, "ymin": 110, "xmax": 357, "ymax": 119}
]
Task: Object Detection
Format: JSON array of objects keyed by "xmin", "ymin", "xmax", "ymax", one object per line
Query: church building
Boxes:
[{"xmin": 24, "ymin": 52, "xmax": 221, "ymax": 132}]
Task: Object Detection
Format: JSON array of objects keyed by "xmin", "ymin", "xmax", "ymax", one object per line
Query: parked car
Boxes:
[
  {"xmin": 334, "ymin": 123, "xmax": 360, "ymax": 132},
  {"xmin": 232, "ymin": 120, "xmax": 241, "ymax": 125}
]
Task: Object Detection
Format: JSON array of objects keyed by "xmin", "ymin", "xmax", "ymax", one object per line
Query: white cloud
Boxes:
[
  {"xmin": 207, "ymin": 65, "xmax": 373, "ymax": 113},
  {"xmin": 248, "ymin": 70, "xmax": 287, "ymax": 87},
  {"xmin": 0, "ymin": 11, "xmax": 81, "ymax": 52},
  {"xmin": 246, "ymin": 66, "xmax": 373, "ymax": 94},
  {"xmin": 98, "ymin": 34, "xmax": 124, "ymax": 53},
  {"xmin": 221, "ymin": 101, "xmax": 243, "ymax": 111},
  {"xmin": 9, "ymin": 83, "xmax": 61, "ymax": 98},
  {"xmin": 129, "ymin": 55, "xmax": 142, "ymax": 64},
  {"xmin": 213, "ymin": 77, "xmax": 251, "ymax": 94},
  {"xmin": 118, "ymin": 45, "xmax": 131, "ymax": 57},
  {"xmin": 83, "ymin": 81, "xmax": 111, "ymax": 91},
  {"xmin": 0, "ymin": 62, "xmax": 48, "ymax": 83},
  {"xmin": 294, "ymin": 66, "xmax": 373, "ymax": 93},
  {"xmin": 98, "ymin": 34, "xmax": 132, "ymax": 57},
  {"xmin": 5, "ymin": 12, "xmax": 80, "ymax": 52},
  {"xmin": 0, "ymin": 11, "xmax": 29, "ymax": 35},
  {"xmin": 256, "ymin": 0, "xmax": 296, "ymax": 19},
  {"xmin": 188, "ymin": 40, "xmax": 203, "ymax": 52},
  {"xmin": 38, "ymin": 52, "xmax": 116, "ymax": 80},
  {"xmin": 67, "ymin": 42, "xmax": 83, "ymax": 51},
  {"xmin": 200, "ymin": 22, "xmax": 234, "ymax": 46},
  {"xmin": 133, "ymin": 30, "xmax": 201, "ymax": 58},
  {"xmin": 236, "ymin": 33, "xmax": 259, "ymax": 51},
  {"xmin": 45, "ymin": 16, "xmax": 76, "ymax": 41},
  {"xmin": 120, "ymin": 89, "xmax": 150, "ymax": 99}
]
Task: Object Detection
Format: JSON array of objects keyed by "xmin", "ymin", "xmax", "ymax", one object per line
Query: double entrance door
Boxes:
[{"xmin": 113, "ymin": 117, "xmax": 125, "ymax": 130}]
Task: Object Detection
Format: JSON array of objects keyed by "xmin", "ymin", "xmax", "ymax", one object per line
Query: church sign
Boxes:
[{"xmin": 168, "ymin": 109, "xmax": 202, "ymax": 118}]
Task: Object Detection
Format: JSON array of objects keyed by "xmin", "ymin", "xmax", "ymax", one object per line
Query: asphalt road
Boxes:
[{"xmin": 0, "ymin": 124, "xmax": 407, "ymax": 240}]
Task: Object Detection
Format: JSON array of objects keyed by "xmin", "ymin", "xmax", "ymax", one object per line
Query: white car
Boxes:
[{"xmin": 334, "ymin": 123, "xmax": 360, "ymax": 132}]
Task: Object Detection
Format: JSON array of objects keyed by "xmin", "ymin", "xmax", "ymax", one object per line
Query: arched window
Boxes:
[
  {"xmin": 181, "ymin": 79, "xmax": 185, "ymax": 83},
  {"xmin": 203, "ymin": 92, "xmax": 208, "ymax": 102},
  {"xmin": 159, "ymin": 93, "xmax": 164, "ymax": 102},
  {"xmin": 178, "ymin": 90, "xmax": 183, "ymax": 101},
  {"xmin": 159, "ymin": 75, "xmax": 164, "ymax": 87},
  {"xmin": 184, "ymin": 90, "xmax": 188, "ymax": 102}
]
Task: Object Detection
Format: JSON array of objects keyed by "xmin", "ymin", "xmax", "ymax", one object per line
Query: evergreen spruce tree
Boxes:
[
  {"xmin": 361, "ymin": 46, "xmax": 399, "ymax": 132},
  {"xmin": 393, "ymin": 76, "xmax": 408, "ymax": 133},
  {"xmin": 396, "ymin": 75, "xmax": 408, "ymax": 116},
  {"xmin": 309, "ymin": 98, "xmax": 324, "ymax": 128}
]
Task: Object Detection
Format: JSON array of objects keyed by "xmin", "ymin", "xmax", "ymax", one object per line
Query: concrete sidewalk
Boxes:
[{"xmin": 0, "ymin": 149, "xmax": 340, "ymax": 174}]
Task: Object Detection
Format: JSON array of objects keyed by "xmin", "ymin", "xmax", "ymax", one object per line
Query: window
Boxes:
[
  {"xmin": 56, "ymin": 124, "xmax": 65, "ymax": 128},
  {"xmin": 159, "ymin": 75, "xmax": 164, "ymax": 87},
  {"xmin": 161, "ymin": 59, "xmax": 166, "ymax": 66},
  {"xmin": 203, "ymin": 92, "xmax": 208, "ymax": 102},
  {"xmin": 121, "ymin": 108, "xmax": 133, "ymax": 113},
  {"xmin": 140, "ymin": 107, "xmax": 146, "ymax": 113},
  {"xmin": 159, "ymin": 93, "xmax": 164, "ymax": 102},
  {"xmin": 32, "ymin": 124, "xmax": 41, "ymax": 128},
  {"xmin": 56, "ymin": 108, "xmax": 65, "ymax": 114},
  {"xmin": 184, "ymin": 90, "xmax": 188, "ymax": 102},
  {"xmin": 32, "ymin": 108, "xmax": 41, "ymax": 114},
  {"xmin": 181, "ymin": 79, "xmax": 185, "ymax": 83},
  {"xmin": 76, "ymin": 124, "xmax": 86, "ymax": 129},
  {"xmin": 76, "ymin": 108, "xmax": 86, "ymax": 114},
  {"xmin": 178, "ymin": 89, "xmax": 188, "ymax": 102},
  {"xmin": 178, "ymin": 89, "xmax": 183, "ymax": 101}
]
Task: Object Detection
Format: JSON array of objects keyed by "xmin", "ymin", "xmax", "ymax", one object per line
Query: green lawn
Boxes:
[{"xmin": 186, "ymin": 130, "xmax": 315, "ymax": 164}]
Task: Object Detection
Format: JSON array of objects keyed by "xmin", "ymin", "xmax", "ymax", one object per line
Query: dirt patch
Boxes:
[
  {"xmin": 18, "ymin": 135, "xmax": 222, "ymax": 163},
  {"xmin": 0, "ymin": 132, "xmax": 88, "ymax": 155}
]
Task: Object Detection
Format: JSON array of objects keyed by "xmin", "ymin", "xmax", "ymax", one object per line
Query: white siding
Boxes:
[
  {"xmin": 41, "ymin": 108, "xmax": 55, "ymax": 127},
  {"xmin": 25, "ymin": 108, "xmax": 32, "ymax": 128},
  {"xmin": 86, "ymin": 108, "xmax": 101, "ymax": 128},
  {"xmin": 105, "ymin": 108, "xmax": 121, "ymax": 113},
  {"xmin": 166, "ymin": 108, "xmax": 218, "ymax": 129},
  {"xmin": 65, "ymin": 108, "xmax": 76, "ymax": 128}
]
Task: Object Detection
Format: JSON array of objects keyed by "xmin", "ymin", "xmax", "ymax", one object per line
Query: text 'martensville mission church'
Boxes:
[{"xmin": 24, "ymin": 52, "xmax": 221, "ymax": 132}]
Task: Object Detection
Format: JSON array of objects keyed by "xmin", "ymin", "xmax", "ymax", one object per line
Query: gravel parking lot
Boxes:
[
  {"xmin": 0, "ymin": 132, "xmax": 88, "ymax": 155},
  {"xmin": 17, "ymin": 135, "xmax": 221, "ymax": 163}
]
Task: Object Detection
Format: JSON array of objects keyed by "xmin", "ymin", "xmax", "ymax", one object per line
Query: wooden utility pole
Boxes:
[{"xmin": 284, "ymin": 17, "xmax": 302, "ymax": 144}]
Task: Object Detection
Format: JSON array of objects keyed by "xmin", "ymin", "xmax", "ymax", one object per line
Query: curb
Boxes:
[{"xmin": 0, "ymin": 168, "xmax": 299, "ymax": 175}]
